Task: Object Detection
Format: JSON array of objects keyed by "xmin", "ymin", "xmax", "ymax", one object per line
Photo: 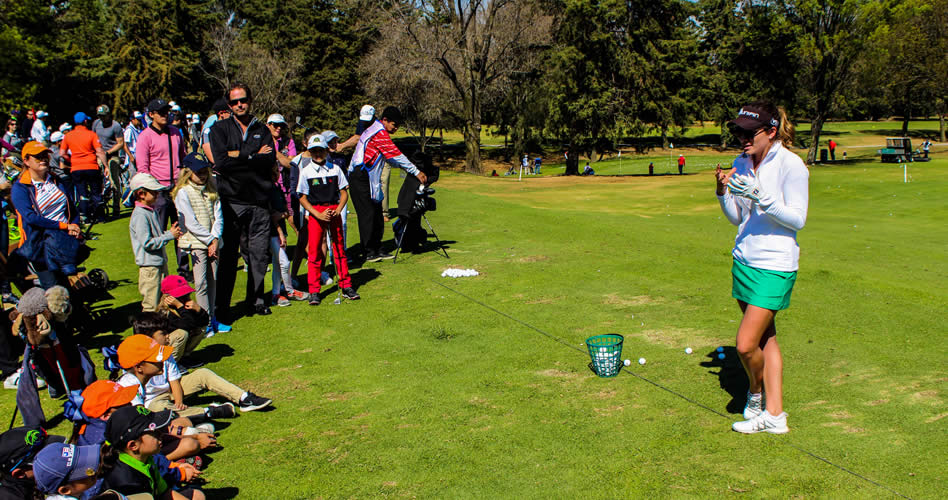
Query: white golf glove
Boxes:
[{"xmin": 727, "ymin": 172, "xmax": 774, "ymax": 206}]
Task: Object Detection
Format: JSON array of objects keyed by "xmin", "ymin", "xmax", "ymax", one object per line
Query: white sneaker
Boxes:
[
  {"xmin": 733, "ymin": 410, "xmax": 789, "ymax": 434},
  {"xmin": 743, "ymin": 391, "xmax": 765, "ymax": 419},
  {"xmin": 36, "ymin": 376, "xmax": 46, "ymax": 389},
  {"xmin": 3, "ymin": 370, "xmax": 20, "ymax": 389}
]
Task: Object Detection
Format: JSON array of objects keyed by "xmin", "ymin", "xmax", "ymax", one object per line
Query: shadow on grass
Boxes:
[
  {"xmin": 699, "ymin": 346, "xmax": 748, "ymax": 415},
  {"xmin": 194, "ymin": 343, "xmax": 236, "ymax": 365},
  {"xmin": 202, "ymin": 487, "xmax": 240, "ymax": 499}
]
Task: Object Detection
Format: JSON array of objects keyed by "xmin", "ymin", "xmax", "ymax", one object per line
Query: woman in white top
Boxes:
[{"xmin": 715, "ymin": 101, "xmax": 809, "ymax": 434}]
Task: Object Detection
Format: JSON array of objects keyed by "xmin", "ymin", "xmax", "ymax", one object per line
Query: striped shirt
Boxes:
[
  {"xmin": 32, "ymin": 179, "xmax": 68, "ymax": 223},
  {"xmin": 362, "ymin": 128, "xmax": 403, "ymax": 169}
]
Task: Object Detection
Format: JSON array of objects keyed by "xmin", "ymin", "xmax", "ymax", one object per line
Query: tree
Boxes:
[
  {"xmin": 371, "ymin": 0, "xmax": 553, "ymax": 173},
  {"xmin": 784, "ymin": 0, "xmax": 874, "ymax": 164}
]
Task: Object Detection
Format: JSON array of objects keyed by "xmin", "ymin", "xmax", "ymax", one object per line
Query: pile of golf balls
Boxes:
[{"xmin": 593, "ymin": 347, "xmax": 619, "ymax": 373}]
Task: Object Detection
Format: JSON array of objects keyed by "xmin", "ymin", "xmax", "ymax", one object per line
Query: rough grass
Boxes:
[{"xmin": 1, "ymin": 151, "xmax": 944, "ymax": 499}]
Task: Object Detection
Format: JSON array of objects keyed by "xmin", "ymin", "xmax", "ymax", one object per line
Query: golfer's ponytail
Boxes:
[{"xmin": 776, "ymin": 106, "xmax": 794, "ymax": 147}]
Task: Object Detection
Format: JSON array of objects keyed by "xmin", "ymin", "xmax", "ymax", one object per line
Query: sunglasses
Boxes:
[
  {"xmin": 734, "ymin": 128, "xmax": 764, "ymax": 142},
  {"xmin": 228, "ymin": 97, "xmax": 249, "ymax": 106}
]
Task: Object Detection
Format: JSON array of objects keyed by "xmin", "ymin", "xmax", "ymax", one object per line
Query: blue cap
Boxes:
[
  {"xmin": 32, "ymin": 443, "xmax": 100, "ymax": 493},
  {"xmin": 182, "ymin": 152, "xmax": 211, "ymax": 172},
  {"xmin": 73, "ymin": 112, "xmax": 89, "ymax": 125}
]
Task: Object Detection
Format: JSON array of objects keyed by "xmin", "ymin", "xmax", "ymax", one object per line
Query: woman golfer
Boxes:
[{"xmin": 715, "ymin": 101, "xmax": 808, "ymax": 434}]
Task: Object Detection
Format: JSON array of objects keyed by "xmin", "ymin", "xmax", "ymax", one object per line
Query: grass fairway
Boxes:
[{"xmin": 2, "ymin": 156, "xmax": 944, "ymax": 498}]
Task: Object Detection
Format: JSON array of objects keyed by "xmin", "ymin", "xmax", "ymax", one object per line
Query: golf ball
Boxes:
[
  {"xmin": 599, "ymin": 347, "xmax": 608, "ymax": 353},
  {"xmin": 685, "ymin": 347, "xmax": 693, "ymax": 354},
  {"xmin": 716, "ymin": 346, "xmax": 724, "ymax": 353},
  {"xmin": 623, "ymin": 359, "xmax": 631, "ymax": 366},
  {"xmin": 638, "ymin": 358, "xmax": 646, "ymax": 365},
  {"xmin": 717, "ymin": 353, "xmax": 725, "ymax": 360}
]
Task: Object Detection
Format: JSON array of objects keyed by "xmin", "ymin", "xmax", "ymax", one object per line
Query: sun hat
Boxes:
[
  {"xmin": 160, "ymin": 275, "xmax": 195, "ymax": 298},
  {"xmin": 116, "ymin": 334, "xmax": 170, "ymax": 369}
]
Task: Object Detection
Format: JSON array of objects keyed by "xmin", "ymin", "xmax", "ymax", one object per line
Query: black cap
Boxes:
[
  {"xmin": 182, "ymin": 152, "xmax": 211, "ymax": 172},
  {"xmin": 105, "ymin": 406, "xmax": 173, "ymax": 447},
  {"xmin": 146, "ymin": 99, "xmax": 171, "ymax": 113},
  {"xmin": 380, "ymin": 106, "xmax": 403, "ymax": 124},
  {"xmin": 0, "ymin": 426, "xmax": 66, "ymax": 474},
  {"xmin": 728, "ymin": 104, "xmax": 779, "ymax": 131},
  {"xmin": 212, "ymin": 98, "xmax": 229, "ymax": 114}
]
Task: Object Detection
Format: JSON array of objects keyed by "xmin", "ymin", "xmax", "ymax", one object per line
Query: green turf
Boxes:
[{"xmin": 2, "ymin": 156, "xmax": 944, "ymax": 499}]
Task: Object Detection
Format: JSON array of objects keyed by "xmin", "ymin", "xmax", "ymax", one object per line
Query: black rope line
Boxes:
[{"xmin": 428, "ymin": 278, "xmax": 912, "ymax": 500}]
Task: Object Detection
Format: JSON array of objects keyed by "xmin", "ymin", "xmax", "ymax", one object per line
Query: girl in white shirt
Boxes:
[{"xmin": 715, "ymin": 101, "xmax": 809, "ymax": 434}]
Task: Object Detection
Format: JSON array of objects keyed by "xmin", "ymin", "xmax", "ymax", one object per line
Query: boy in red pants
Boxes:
[{"xmin": 296, "ymin": 135, "xmax": 360, "ymax": 305}]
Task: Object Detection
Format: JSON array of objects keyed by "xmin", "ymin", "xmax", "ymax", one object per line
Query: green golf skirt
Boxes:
[{"xmin": 731, "ymin": 259, "xmax": 797, "ymax": 311}]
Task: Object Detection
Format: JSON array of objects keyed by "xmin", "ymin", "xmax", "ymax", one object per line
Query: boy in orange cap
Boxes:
[{"xmin": 73, "ymin": 380, "xmax": 138, "ymax": 446}]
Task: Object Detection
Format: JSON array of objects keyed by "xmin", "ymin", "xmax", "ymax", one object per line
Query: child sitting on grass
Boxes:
[
  {"xmin": 101, "ymin": 406, "xmax": 202, "ymax": 500},
  {"xmin": 129, "ymin": 173, "xmax": 182, "ymax": 312},
  {"xmin": 32, "ymin": 443, "xmax": 101, "ymax": 499},
  {"xmin": 122, "ymin": 319, "xmax": 271, "ymax": 417},
  {"xmin": 155, "ymin": 277, "xmax": 207, "ymax": 367}
]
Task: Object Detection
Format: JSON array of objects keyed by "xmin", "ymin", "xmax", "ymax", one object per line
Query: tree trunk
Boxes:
[
  {"xmin": 462, "ymin": 89, "xmax": 483, "ymax": 174},
  {"xmin": 901, "ymin": 115, "xmax": 910, "ymax": 137},
  {"xmin": 719, "ymin": 122, "xmax": 727, "ymax": 148},
  {"xmin": 661, "ymin": 125, "xmax": 669, "ymax": 149},
  {"xmin": 940, "ymin": 113, "xmax": 946, "ymax": 143},
  {"xmin": 807, "ymin": 116, "xmax": 826, "ymax": 165}
]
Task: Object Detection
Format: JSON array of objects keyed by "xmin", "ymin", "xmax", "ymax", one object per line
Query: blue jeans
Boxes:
[{"xmin": 71, "ymin": 170, "xmax": 103, "ymax": 221}]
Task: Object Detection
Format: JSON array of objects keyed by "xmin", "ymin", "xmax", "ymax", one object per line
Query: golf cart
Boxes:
[{"xmin": 879, "ymin": 138, "xmax": 913, "ymax": 163}]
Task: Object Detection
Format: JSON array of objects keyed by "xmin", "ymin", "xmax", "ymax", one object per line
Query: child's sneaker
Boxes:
[
  {"xmin": 287, "ymin": 290, "xmax": 308, "ymax": 301},
  {"xmin": 309, "ymin": 295, "xmax": 321, "ymax": 306},
  {"xmin": 238, "ymin": 392, "xmax": 272, "ymax": 412},
  {"xmin": 3, "ymin": 369, "xmax": 20, "ymax": 389},
  {"xmin": 274, "ymin": 295, "xmax": 291, "ymax": 307},
  {"xmin": 732, "ymin": 411, "xmax": 788, "ymax": 434},
  {"xmin": 743, "ymin": 391, "xmax": 765, "ymax": 419},
  {"xmin": 341, "ymin": 287, "xmax": 360, "ymax": 300},
  {"xmin": 206, "ymin": 402, "xmax": 237, "ymax": 419}
]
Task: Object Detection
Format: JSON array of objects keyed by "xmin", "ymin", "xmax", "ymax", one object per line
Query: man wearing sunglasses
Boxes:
[{"xmin": 208, "ymin": 83, "xmax": 276, "ymax": 318}]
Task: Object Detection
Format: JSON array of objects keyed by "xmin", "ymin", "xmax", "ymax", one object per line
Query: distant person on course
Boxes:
[{"xmin": 716, "ymin": 101, "xmax": 808, "ymax": 435}]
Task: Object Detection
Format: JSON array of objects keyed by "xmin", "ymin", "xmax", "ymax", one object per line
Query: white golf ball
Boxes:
[
  {"xmin": 599, "ymin": 347, "xmax": 608, "ymax": 353},
  {"xmin": 638, "ymin": 358, "xmax": 646, "ymax": 365},
  {"xmin": 685, "ymin": 347, "xmax": 693, "ymax": 354},
  {"xmin": 623, "ymin": 359, "xmax": 631, "ymax": 366}
]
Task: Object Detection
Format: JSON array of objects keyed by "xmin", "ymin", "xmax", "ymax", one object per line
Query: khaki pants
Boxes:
[
  {"xmin": 167, "ymin": 328, "xmax": 203, "ymax": 361},
  {"xmin": 145, "ymin": 368, "xmax": 244, "ymax": 417},
  {"xmin": 380, "ymin": 163, "xmax": 392, "ymax": 215},
  {"xmin": 139, "ymin": 264, "xmax": 168, "ymax": 312}
]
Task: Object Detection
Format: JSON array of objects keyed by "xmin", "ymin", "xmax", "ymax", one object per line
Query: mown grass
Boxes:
[{"xmin": 1, "ymin": 153, "xmax": 944, "ymax": 498}]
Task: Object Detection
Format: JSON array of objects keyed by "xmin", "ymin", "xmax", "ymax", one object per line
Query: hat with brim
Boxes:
[
  {"xmin": 321, "ymin": 130, "xmax": 339, "ymax": 143},
  {"xmin": 81, "ymin": 380, "xmax": 140, "ymax": 419},
  {"xmin": 21, "ymin": 141, "xmax": 51, "ymax": 159},
  {"xmin": 73, "ymin": 112, "xmax": 89, "ymax": 125},
  {"xmin": 182, "ymin": 152, "xmax": 211, "ymax": 172},
  {"xmin": 728, "ymin": 105, "xmax": 779, "ymax": 132},
  {"xmin": 307, "ymin": 135, "xmax": 329, "ymax": 150},
  {"xmin": 129, "ymin": 173, "xmax": 168, "ymax": 194},
  {"xmin": 161, "ymin": 274, "xmax": 196, "ymax": 298},
  {"xmin": 359, "ymin": 105, "xmax": 376, "ymax": 121},
  {"xmin": 105, "ymin": 406, "xmax": 173, "ymax": 447},
  {"xmin": 117, "ymin": 334, "xmax": 170, "ymax": 369},
  {"xmin": 33, "ymin": 443, "xmax": 100, "ymax": 493},
  {"xmin": 0, "ymin": 427, "xmax": 66, "ymax": 475},
  {"xmin": 146, "ymin": 99, "xmax": 171, "ymax": 114},
  {"xmin": 266, "ymin": 114, "xmax": 286, "ymax": 125}
]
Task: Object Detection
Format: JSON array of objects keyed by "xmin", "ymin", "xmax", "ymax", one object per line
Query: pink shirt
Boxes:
[{"xmin": 135, "ymin": 125, "xmax": 185, "ymax": 187}]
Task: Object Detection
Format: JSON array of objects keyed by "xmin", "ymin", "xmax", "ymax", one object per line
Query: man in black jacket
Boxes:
[{"xmin": 208, "ymin": 83, "xmax": 276, "ymax": 318}]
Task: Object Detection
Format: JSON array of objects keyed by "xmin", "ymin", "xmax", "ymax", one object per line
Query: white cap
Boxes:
[
  {"xmin": 36, "ymin": 111, "xmax": 48, "ymax": 119},
  {"xmin": 191, "ymin": 115, "xmax": 201, "ymax": 124},
  {"xmin": 307, "ymin": 134, "xmax": 329, "ymax": 150},
  {"xmin": 131, "ymin": 111, "xmax": 143, "ymax": 119},
  {"xmin": 50, "ymin": 131, "xmax": 63, "ymax": 143},
  {"xmin": 169, "ymin": 101, "xmax": 177, "ymax": 106},
  {"xmin": 359, "ymin": 105, "xmax": 375, "ymax": 121},
  {"xmin": 59, "ymin": 123, "xmax": 72, "ymax": 132},
  {"xmin": 129, "ymin": 173, "xmax": 168, "ymax": 193},
  {"xmin": 321, "ymin": 130, "xmax": 339, "ymax": 143},
  {"xmin": 267, "ymin": 113, "xmax": 286, "ymax": 125},
  {"xmin": 186, "ymin": 113, "xmax": 192, "ymax": 119},
  {"xmin": 171, "ymin": 104, "xmax": 182, "ymax": 112}
]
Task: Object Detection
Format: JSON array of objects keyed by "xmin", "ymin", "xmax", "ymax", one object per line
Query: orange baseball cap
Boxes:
[
  {"xmin": 21, "ymin": 141, "xmax": 50, "ymax": 159},
  {"xmin": 80, "ymin": 380, "xmax": 139, "ymax": 418},
  {"xmin": 117, "ymin": 334, "xmax": 170, "ymax": 369}
]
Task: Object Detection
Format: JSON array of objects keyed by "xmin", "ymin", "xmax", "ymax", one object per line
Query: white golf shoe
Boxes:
[
  {"xmin": 733, "ymin": 410, "xmax": 789, "ymax": 434},
  {"xmin": 743, "ymin": 391, "xmax": 765, "ymax": 419}
]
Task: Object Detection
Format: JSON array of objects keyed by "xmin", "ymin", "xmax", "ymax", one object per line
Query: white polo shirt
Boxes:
[{"xmin": 297, "ymin": 160, "xmax": 348, "ymax": 206}]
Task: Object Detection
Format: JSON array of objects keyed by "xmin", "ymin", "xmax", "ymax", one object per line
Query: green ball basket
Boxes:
[{"xmin": 586, "ymin": 334, "xmax": 624, "ymax": 378}]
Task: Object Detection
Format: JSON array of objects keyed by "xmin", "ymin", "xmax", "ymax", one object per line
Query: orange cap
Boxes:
[
  {"xmin": 21, "ymin": 141, "xmax": 50, "ymax": 159},
  {"xmin": 117, "ymin": 334, "xmax": 170, "ymax": 369},
  {"xmin": 80, "ymin": 380, "xmax": 139, "ymax": 418}
]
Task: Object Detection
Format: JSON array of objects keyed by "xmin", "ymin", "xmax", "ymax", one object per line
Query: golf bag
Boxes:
[{"xmin": 394, "ymin": 151, "xmax": 439, "ymax": 252}]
